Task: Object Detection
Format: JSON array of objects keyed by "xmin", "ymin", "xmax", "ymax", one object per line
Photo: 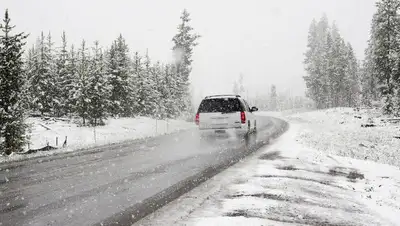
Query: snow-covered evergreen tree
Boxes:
[
  {"xmin": 156, "ymin": 64, "xmax": 167, "ymax": 119},
  {"xmin": 232, "ymin": 82, "xmax": 240, "ymax": 95},
  {"xmin": 270, "ymin": 85, "xmax": 278, "ymax": 111},
  {"xmin": 54, "ymin": 31, "xmax": 70, "ymax": 116},
  {"xmin": 0, "ymin": 10, "xmax": 29, "ymax": 155},
  {"xmin": 361, "ymin": 38, "xmax": 380, "ymax": 107},
  {"xmin": 87, "ymin": 41, "xmax": 110, "ymax": 125},
  {"xmin": 142, "ymin": 51, "xmax": 158, "ymax": 116},
  {"xmin": 71, "ymin": 40, "xmax": 91, "ymax": 125},
  {"xmin": 304, "ymin": 15, "xmax": 360, "ymax": 109},
  {"xmin": 107, "ymin": 35, "xmax": 133, "ymax": 117},
  {"xmin": 238, "ymin": 74, "xmax": 245, "ymax": 96},
  {"xmin": 345, "ymin": 43, "xmax": 360, "ymax": 107},
  {"xmin": 303, "ymin": 19, "xmax": 319, "ymax": 107},
  {"xmin": 324, "ymin": 30, "xmax": 334, "ymax": 108},
  {"xmin": 172, "ymin": 9, "xmax": 200, "ymax": 116},
  {"xmin": 47, "ymin": 33, "xmax": 58, "ymax": 115},
  {"xmin": 231, "ymin": 74, "xmax": 245, "ymax": 96},
  {"xmin": 24, "ymin": 45, "xmax": 36, "ymax": 113},
  {"xmin": 28, "ymin": 32, "xmax": 56, "ymax": 115},
  {"xmin": 64, "ymin": 44, "xmax": 78, "ymax": 115},
  {"xmin": 132, "ymin": 51, "xmax": 145, "ymax": 115},
  {"xmin": 329, "ymin": 24, "xmax": 348, "ymax": 107},
  {"xmin": 368, "ymin": 0, "xmax": 400, "ymax": 115},
  {"xmin": 162, "ymin": 63, "xmax": 179, "ymax": 118},
  {"xmin": 304, "ymin": 16, "xmax": 330, "ymax": 109},
  {"xmin": 151, "ymin": 61, "xmax": 163, "ymax": 119},
  {"xmin": 316, "ymin": 15, "xmax": 331, "ymax": 108},
  {"xmin": 157, "ymin": 63, "xmax": 171, "ymax": 119},
  {"xmin": 131, "ymin": 51, "xmax": 159, "ymax": 117}
]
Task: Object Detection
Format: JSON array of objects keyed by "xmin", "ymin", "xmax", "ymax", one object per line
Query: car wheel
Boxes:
[{"xmin": 254, "ymin": 120, "xmax": 257, "ymax": 132}]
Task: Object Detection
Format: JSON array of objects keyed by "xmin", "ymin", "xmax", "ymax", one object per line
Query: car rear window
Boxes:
[{"xmin": 198, "ymin": 98, "xmax": 243, "ymax": 113}]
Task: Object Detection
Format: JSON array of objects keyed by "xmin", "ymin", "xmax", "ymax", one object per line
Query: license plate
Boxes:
[{"xmin": 212, "ymin": 119, "xmax": 227, "ymax": 124}]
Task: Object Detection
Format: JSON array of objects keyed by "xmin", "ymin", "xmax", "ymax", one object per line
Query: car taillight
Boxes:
[
  {"xmin": 241, "ymin": 111, "xmax": 246, "ymax": 124},
  {"xmin": 195, "ymin": 113, "xmax": 200, "ymax": 125}
]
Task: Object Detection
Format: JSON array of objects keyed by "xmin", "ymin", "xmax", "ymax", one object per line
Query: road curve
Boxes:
[{"xmin": 0, "ymin": 116, "xmax": 288, "ymax": 226}]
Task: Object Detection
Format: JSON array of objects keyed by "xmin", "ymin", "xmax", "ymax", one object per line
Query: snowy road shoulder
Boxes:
[
  {"xmin": 0, "ymin": 117, "xmax": 194, "ymax": 163},
  {"xmin": 137, "ymin": 121, "xmax": 400, "ymax": 226}
]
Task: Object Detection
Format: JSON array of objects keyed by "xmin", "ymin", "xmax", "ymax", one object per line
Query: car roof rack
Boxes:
[{"xmin": 205, "ymin": 94, "xmax": 241, "ymax": 99}]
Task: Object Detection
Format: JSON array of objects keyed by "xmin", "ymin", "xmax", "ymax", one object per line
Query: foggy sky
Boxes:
[{"xmin": 2, "ymin": 0, "xmax": 377, "ymax": 104}]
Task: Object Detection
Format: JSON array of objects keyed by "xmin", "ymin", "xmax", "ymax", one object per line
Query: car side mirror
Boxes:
[{"xmin": 251, "ymin": 106, "xmax": 258, "ymax": 112}]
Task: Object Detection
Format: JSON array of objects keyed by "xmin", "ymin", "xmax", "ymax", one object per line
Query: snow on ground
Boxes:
[
  {"xmin": 284, "ymin": 108, "xmax": 400, "ymax": 167},
  {"xmin": 137, "ymin": 109, "xmax": 400, "ymax": 226},
  {"xmin": 0, "ymin": 117, "xmax": 194, "ymax": 163}
]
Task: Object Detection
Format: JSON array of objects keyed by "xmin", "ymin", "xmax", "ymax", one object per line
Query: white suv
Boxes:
[{"xmin": 195, "ymin": 95, "xmax": 258, "ymax": 137}]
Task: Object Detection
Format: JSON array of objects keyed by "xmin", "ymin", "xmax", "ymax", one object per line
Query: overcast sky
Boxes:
[{"xmin": 2, "ymin": 0, "xmax": 377, "ymax": 104}]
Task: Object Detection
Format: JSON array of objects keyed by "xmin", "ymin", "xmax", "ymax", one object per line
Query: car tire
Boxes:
[{"xmin": 246, "ymin": 122, "xmax": 251, "ymax": 136}]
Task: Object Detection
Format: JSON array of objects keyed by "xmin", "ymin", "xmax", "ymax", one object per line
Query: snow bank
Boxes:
[
  {"xmin": 0, "ymin": 117, "xmax": 194, "ymax": 163},
  {"xmin": 286, "ymin": 107, "xmax": 400, "ymax": 167},
  {"xmin": 255, "ymin": 108, "xmax": 311, "ymax": 118}
]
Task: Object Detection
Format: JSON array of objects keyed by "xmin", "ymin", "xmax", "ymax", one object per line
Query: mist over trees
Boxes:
[
  {"xmin": 269, "ymin": 85, "xmax": 278, "ymax": 111},
  {"xmin": 231, "ymin": 76, "xmax": 310, "ymax": 111},
  {"xmin": 303, "ymin": 15, "xmax": 361, "ymax": 110},
  {"xmin": 232, "ymin": 74, "xmax": 245, "ymax": 96},
  {"xmin": 0, "ymin": 9, "xmax": 199, "ymax": 155},
  {"xmin": 304, "ymin": 0, "xmax": 400, "ymax": 116}
]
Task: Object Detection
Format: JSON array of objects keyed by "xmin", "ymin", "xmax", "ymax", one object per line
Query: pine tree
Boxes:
[
  {"xmin": 368, "ymin": 0, "xmax": 400, "ymax": 115},
  {"xmin": 324, "ymin": 30, "xmax": 334, "ymax": 108},
  {"xmin": 157, "ymin": 63, "xmax": 172, "ymax": 119},
  {"xmin": 28, "ymin": 32, "xmax": 55, "ymax": 115},
  {"xmin": 361, "ymin": 38, "xmax": 379, "ymax": 107},
  {"xmin": 72, "ymin": 40, "xmax": 91, "ymax": 125},
  {"xmin": 46, "ymin": 32, "xmax": 58, "ymax": 115},
  {"xmin": 238, "ymin": 74, "xmax": 245, "ymax": 95},
  {"xmin": 345, "ymin": 43, "xmax": 360, "ymax": 107},
  {"xmin": 329, "ymin": 24, "xmax": 348, "ymax": 107},
  {"xmin": 151, "ymin": 61, "xmax": 163, "ymax": 119},
  {"xmin": 142, "ymin": 51, "xmax": 158, "ymax": 116},
  {"xmin": 0, "ymin": 10, "xmax": 29, "ymax": 155},
  {"xmin": 66, "ymin": 45, "xmax": 78, "ymax": 114},
  {"xmin": 172, "ymin": 9, "xmax": 200, "ymax": 116},
  {"xmin": 316, "ymin": 15, "xmax": 331, "ymax": 108},
  {"xmin": 87, "ymin": 41, "xmax": 110, "ymax": 125},
  {"xmin": 270, "ymin": 85, "xmax": 278, "ymax": 111},
  {"xmin": 54, "ymin": 31, "xmax": 70, "ymax": 116},
  {"xmin": 303, "ymin": 19, "xmax": 320, "ymax": 107},
  {"xmin": 304, "ymin": 15, "xmax": 359, "ymax": 109},
  {"xmin": 165, "ymin": 63, "xmax": 179, "ymax": 118},
  {"xmin": 304, "ymin": 16, "xmax": 331, "ymax": 109},
  {"xmin": 107, "ymin": 35, "xmax": 133, "ymax": 117},
  {"xmin": 232, "ymin": 81, "xmax": 240, "ymax": 95},
  {"xmin": 132, "ymin": 51, "xmax": 145, "ymax": 115},
  {"xmin": 24, "ymin": 45, "xmax": 36, "ymax": 113},
  {"xmin": 157, "ymin": 64, "xmax": 167, "ymax": 119},
  {"xmin": 155, "ymin": 63, "xmax": 179, "ymax": 119}
]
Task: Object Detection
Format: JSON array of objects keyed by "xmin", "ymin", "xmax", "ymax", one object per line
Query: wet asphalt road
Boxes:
[{"xmin": 0, "ymin": 116, "xmax": 287, "ymax": 226}]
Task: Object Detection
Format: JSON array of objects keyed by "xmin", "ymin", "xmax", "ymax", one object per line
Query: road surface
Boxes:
[{"xmin": 0, "ymin": 116, "xmax": 287, "ymax": 226}]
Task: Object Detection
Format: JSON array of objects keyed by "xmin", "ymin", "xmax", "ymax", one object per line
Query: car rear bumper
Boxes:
[{"xmin": 198, "ymin": 125, "xmax": 248, "ymax": 137}]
